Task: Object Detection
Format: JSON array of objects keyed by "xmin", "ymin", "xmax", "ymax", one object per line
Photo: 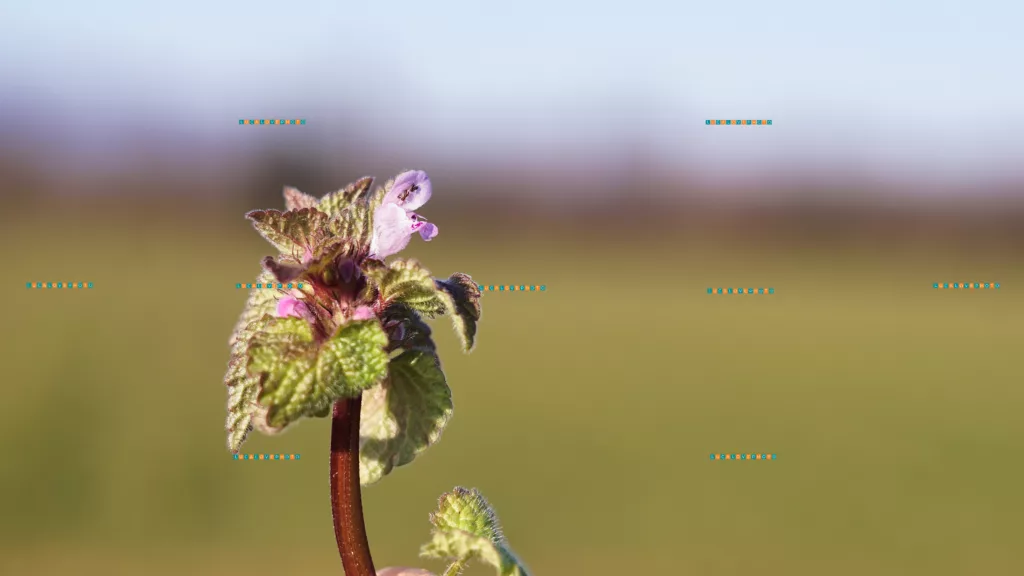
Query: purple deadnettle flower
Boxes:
[
  {"xmin": 351, "ymin": 305, "xmax": 375, "ymax": 321},
  {"xmin": 276, "ymin": 296, "xmax": 309, "ymax": 319},
  {"xmin": 369, "ymin": 170, "xmax": 439, "ymax": 259},
  {"xmin": 387, "ymin": 170, "xmax": 433, "ymax": 210}
]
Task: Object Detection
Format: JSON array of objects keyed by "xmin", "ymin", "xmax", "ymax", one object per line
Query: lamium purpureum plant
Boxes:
[{"xmin": 224, "ymin": 171, "xmax": 530, "ymax": 576}]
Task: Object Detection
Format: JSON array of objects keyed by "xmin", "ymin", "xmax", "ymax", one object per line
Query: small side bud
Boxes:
[
  {"xmin": 421, "ymin": 487, "xmax": 530, "ymax": 576},
  {"xmin": 431, "ymin": 487, "xmax": 504, "ymax": 543}
]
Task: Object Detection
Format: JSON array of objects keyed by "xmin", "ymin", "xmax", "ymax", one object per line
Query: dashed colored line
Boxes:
[
  {"xmin": 477, "ymin": 285, "xmax": 546, "ymax": 292},
  {"xmin": 708, "ymin": 287, "xmax": 774, "ymax": 294},
  {"xmin": 26, "ymin": 282, "xmax": 94, "ymax": 289},
  {"xmin": 933, "ymin": 283, "xmax": 1000, "ymax": 289},
  {"xmin": 233, "ymin": 454, "xmax": 301, "ymax": 460},
  {"xmin": 711, "ymin": 454, "xmax": 776, "ymax": 460},
  {"xmin": 239, "ymin": 119, "xmax": 306, "ymax": 125},
  {"xmin": 240, "ymin": 282, "xmax": 543, "ymax": 292},
  {"xmin": 706, "ymin": 120, "xmax": 772, "ymax": 125},
  {"xmin": 236, "ymin": 282, "xmax": 305, "ymax": 289}
]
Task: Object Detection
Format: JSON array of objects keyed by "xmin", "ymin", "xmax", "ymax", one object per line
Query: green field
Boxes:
[{"xmin": 2, "ymin": 214, "xmax": 1022, "ymax": 575}]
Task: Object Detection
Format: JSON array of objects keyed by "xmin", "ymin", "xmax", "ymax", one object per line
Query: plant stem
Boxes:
[
  {"xmin": 331, "ymin": 395, "xmax": 376, "ymax": 576},
  {"xmin": 443, "ymin": 559, "xmax": 468, "ymax": 576}
]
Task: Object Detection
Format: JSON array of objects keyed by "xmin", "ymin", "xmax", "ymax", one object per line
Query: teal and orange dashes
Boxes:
[
  {"xmin": 933, "ymin": 283, "xmax": 1000, "ymax": 289},
  {"xmin": 238, "ymin": 282, "xmax": 541, "ymax": 291},
  {"xmin": 708, "ymin": 287, "xmax": 774, "ymax": 295},
  {"xmin": 706, "ymin": 120, "xmax": 772, "ymax": 125},
  {"xmin": 478, "ymin": 285, "xmax": 546, "ymax": 292},
  {"xmin": 233, "ymin": 454, "xmax": 301, "ymax": 460},
  {"xmin": 27, "ymin": 282, "xmax": 93, "ymax": 289},
  {"xmin": 239, "ymin": 119, "xmax": 306, "ymax": 125},
  {"xmin": 236, "ymin": 282, "xmax": 305, "ymax": 289},
  {"xmin": 711, "ymin": 454, "xmax": 776, "ymax": 460}
]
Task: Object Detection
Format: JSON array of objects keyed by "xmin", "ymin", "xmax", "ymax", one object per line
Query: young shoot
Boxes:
[{"xmin": 223, "ymin": 171, "xmax": 528, "ymax": 576}]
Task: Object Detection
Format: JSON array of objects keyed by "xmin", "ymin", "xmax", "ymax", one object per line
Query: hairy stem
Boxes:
[
  {"xmin": 331, "ymin": 395, "xmax": 376, "ymax": 576},
  {"xmin": 443, "ymin": 559, "xmax": 468, "ymax": 576}
]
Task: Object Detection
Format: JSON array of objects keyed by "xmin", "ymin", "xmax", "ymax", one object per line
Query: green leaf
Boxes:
[
  {"xmin": 317, "ymin": 320, "xmax": 390, "ymax": 396},
  {"xmin": 246, "ymin": 207, "xmax": 330, "ymax": 254},
  {"xmin": 247, "ymin": 317, "xmax": 318, "ymax": 429},
  {"xmin": 369, "ymin": 264, "xmax": 482, "ymax": 352},
  {"xmin": 317, "ymin": 176, "xmax": 375, "ymax": 217},
  {"xmin": 260, "ymin": 232, "xmax": 366, "ymax": 286},
  {"xmin": 359, "ymin": 349, "xmax": 452, "ymax": 485},
  {"xmin": 316, "ymin": 177, "xmax": 381, "ymax": 257},
  {"xmin": 422, "ymin": 531, "xmax": 527, "ymax": 576},
  {"xmin": 227, "ymin": 271, "xmax": 280, "ymax": 350},
  {"xmin": 337, "ymin": 206, "xmax": 375, "ymax": 256},
  {"xmin": 224, "ymin": 270, "xmax": 279, "ymax": 452},
  {"xmin": 282, "ymin": 186, "xmax": 318, "ymax": 210},
  {"xmin": 226, "ymin": 373, "xmax": 260, "ymax": 453},
  {"xmin": 369, "ymin": 259, "xmax": 448, "ymax": 314},
  {"xmin": 435, "ymin": 273, "xmax": 482, "ymax": 352},
  {"xmin": 248, "ymin": 317, "xmax": 389, "ymax": 430},
  {"xmin": 421, "ymin": 488, "xmax": 530, "ymax": 576}
]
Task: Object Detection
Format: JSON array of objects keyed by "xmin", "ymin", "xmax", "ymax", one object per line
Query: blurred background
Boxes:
[{"xmin": 2, "ymin": 1, "xmax": 1023, "ymax": 575}]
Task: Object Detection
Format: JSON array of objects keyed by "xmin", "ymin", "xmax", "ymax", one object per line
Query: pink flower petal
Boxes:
[
  {"xmin": 352, "ymin": 305, "xmax": 375, "ymax": 321},
  {"xmin": 370, "ymin": 203, "xmax": 415, "ymax": 259},
  {"xmin": 417, "ymin": 221, "xmax": 438, "ymax": 241},
  {"xmin": 384, "ymin": 170, "xmax": 432, "ymax": 211},
  {"xmin": 276, "ymin": 297, "xmax": 303, "ymax": 318}
]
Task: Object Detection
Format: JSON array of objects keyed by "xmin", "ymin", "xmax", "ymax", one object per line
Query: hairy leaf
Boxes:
[
  {"xmin": 359, "ymin": 349, "xmax": 452, "ymax": 485},
  {"xmin": 226, "ymin": 373, "xmax": 260, "ymax": 453},
  {"xmin": 225, "ymin": 270, "xmax": 280, "ymax": 452},
  {"xmin": 246, "ymin": 207, "xmax": 330, "ymax": 254},
  {"xmin": 316, "ymin": 229, "xmax": 360, "ymax": 262},
  {"xmin": 421, "ymin": 488, "xmax": 529, "ymax": 576},
  {"xmin": 435, "ymin": 273, "xmax": 482, "ymax": 352},
  {"xmin": 421, "ymin": 531, "xmax": 527, "ymax": 576},
  {"xmin": 369, "ymin": 264, "xmax": 482, "ymax": 352},
  {"xmin": 227, "ymin": 270, "xmax": 280, "ymax": 349},
  {"xmin": 340, "ymin": 208, "xmax": 374, "ymax": 256},
  {"xmin": 247, "ymin": 317, "xmax": 318, "ymax": 429},
  {"xmin": 316, "ymin": 177, "xmax": 381, "ymax": 257},
  {"xmin": 317, "ymin": 320, "xmax": 390, "ymax": 397},
  {"xmin": 283, "ymin": 186, "xmax": 318, "ymax": 210},
  {"xmin": 369, "ymin": 259, "xmax": 448, "ymax": 314},
  {"xmin": 248, "ymin": 317, "xmax": 389, "ymax": 430},
  {"xmin": 260, "ymin": 236, "xmax": 365, "ymax": 288},
  {"xmin": 317, "ymin": 176, "xmax": 374, "ymax": 217}
]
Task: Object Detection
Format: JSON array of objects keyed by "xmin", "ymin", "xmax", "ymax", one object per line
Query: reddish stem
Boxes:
[{"xmin": 331, "ymin": 395, "xmax": 376, "ymax": 575}]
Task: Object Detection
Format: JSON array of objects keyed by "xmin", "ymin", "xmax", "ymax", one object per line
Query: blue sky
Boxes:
[{"xmin": 2, "ymin": 0, "xmax": 1022, "ymax": 185}]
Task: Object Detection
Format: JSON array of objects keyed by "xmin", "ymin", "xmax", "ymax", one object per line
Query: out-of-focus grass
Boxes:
[{"xmin": 2, "ymin": 211, "xmax": 1023, "ymax": 576}]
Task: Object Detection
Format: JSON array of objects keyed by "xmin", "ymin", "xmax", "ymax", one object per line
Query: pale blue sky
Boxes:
[{"xmin": 1, "ymin": 0, "xmax": 1022, "ymax": 184}]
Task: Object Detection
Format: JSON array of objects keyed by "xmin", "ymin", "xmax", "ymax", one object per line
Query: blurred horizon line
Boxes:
[
  {"xmin": 3, "ymin": 84, "xmax": 1024, "ymax": 195},
  {"xmin": 3, "ymin": 140, "xmax": 1023, "ymax": 201},
  {"xmin": 5, "ymin": 167, "xmax": 1024, "ymax": 255}
]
